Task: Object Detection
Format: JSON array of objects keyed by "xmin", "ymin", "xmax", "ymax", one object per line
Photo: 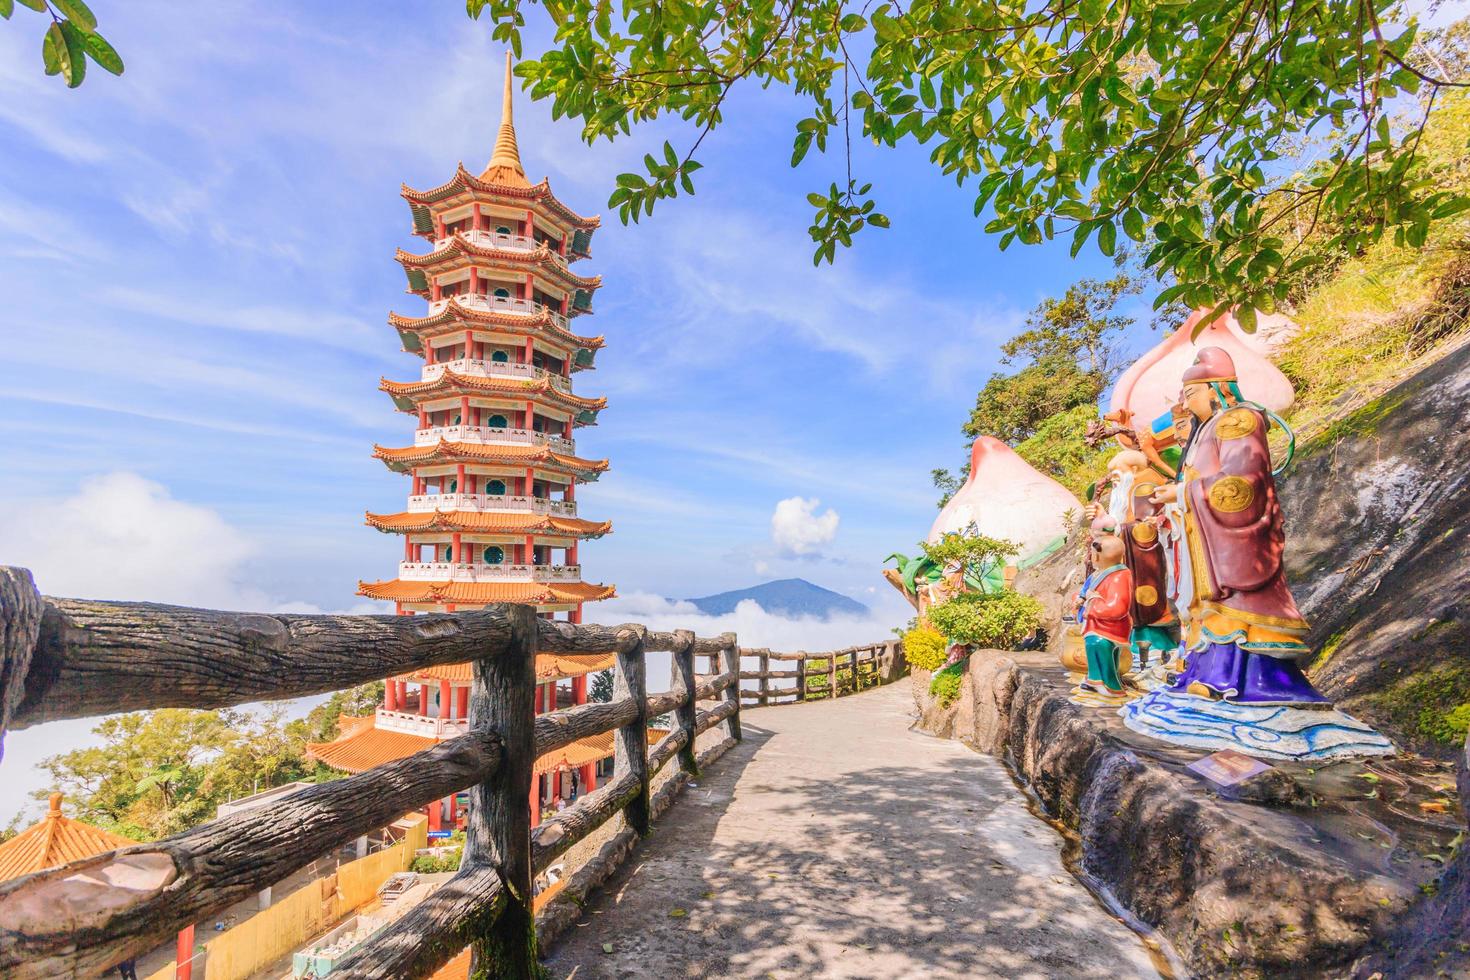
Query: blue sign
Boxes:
[{"xmin": 427, "ymin": 830, "xmax": 453, "ymax": 840}]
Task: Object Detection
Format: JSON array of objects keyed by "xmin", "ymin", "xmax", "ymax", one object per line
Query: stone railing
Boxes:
[
  {"xmin": 0, "ymin": 566, "xmax": 741, "ymax": 979},
  {"xmin": 406, "ymin": 493, "xmax": 577, "ymax": 517},
  {"xmin": 414, "ymin": 424, "xmax": 576, "ymax": 455},
  {"xmin": 397, "ymin": 563, "xmax": 582, "ymax": 583},
  {"xmin": 420, "ymin": 358, "xmax": 572, "ymax": 392},
  {"xmin": 427, "ymin": 293, "xmax": 569, "ymax": 330},
  {"xmin": 376, "ymin": 707, "xmax": 470, "ymax": 740}
]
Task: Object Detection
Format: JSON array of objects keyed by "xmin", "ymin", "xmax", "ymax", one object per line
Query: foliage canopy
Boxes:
[{"xmin": 471, "ymin": 0, "xmax": 1470, "ymax": 312}]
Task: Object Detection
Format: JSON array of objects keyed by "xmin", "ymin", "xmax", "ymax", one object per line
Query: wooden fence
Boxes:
[
  {"xmin": 738, "ymin": 641, "xmax": 905, "ymax": 707},
  {"xmin": 0, "ymin": 568, "xmax": 741, "ymax": 979}
]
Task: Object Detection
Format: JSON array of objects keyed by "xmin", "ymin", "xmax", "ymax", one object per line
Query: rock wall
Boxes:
[
  {"xmin": 913, "ymin": 656, "xmax": 1415, "ymax": 978},
  {"xmin": 1281, "ymin": 336, "xmax": 1470, "ymax": 759}
]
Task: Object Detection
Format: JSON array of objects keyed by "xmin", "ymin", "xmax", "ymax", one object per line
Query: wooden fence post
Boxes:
[
  {"xmin": 614, "ymin": 625, "xmax": 650, "ymax": 836},
  {"xmin": 719, "ymin": 632, "xmax": 742, "ymax": 742},
  {"xmin": 671, "ymin": 628, "xmax": 698, "ymax": 777},
  {"xmin": 466, "ymin": 603, "xmax": 538, "ymax": 978},
  {"xmin": 827, "ymin": 654, "xmax": 838, "ymax": 701},
  {"xmin": 848, "ymin": 647, "xmax": 860, "ymax": 694},
  {"xmin": 758, "ymin": 651, "xmax": 770, "ymax": 706},
  {"xmin": 796, "ymin": 654, "xmax": 806, "ymax": 702}
]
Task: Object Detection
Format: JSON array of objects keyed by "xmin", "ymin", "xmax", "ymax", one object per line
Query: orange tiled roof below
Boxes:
[
  {"xmin": 0, "ymin": 794, "xmax": 136, "ymax": 883},
  {"xmin": 356, "ymin": 580, "xmax": 615, "ymax": 606},
  {"xmin": 305, "ymin": 720, "xmax": 659, "ymax": 776},
  {"xmin": 364, "ymin": 510, "xmax": 611, "ymax": 538},
  {"xmin": 372, "ymin": 440, "xmax": 609, "ymax": 474},
  {"xmin": 400, "ymin": 653, "xmax": 615, "ymax": 684},
  {"xmin": 305, "ymin": 725, "xmax": 436, "ymax": 774}
]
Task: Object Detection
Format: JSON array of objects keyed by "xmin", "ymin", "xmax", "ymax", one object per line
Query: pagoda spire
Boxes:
[{"xmin": 482, "ymin": 51, "xmax": 530, "ymax": 187}]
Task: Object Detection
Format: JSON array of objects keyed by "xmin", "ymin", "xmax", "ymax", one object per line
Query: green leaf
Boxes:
[
  {"xmin": 1097, "ymin": 221, "xmax": 1117, "ymax": 257},
  {"xmin": 601, "ymin": 943, "xmax": 614, "ymax": 954},
  {"xmin": 51, "ymin": 0, "xmax": 95, "ymax": 29},
  {"xmin": 839, "ymin": 12, "xmax": 866, "ymax": 32},
  {"xmin": 868, "ymin": 213, "xmax": 890, "ymax": 229},
  {"xmin": 58, "ymin": 19, "xmax": 86, "ymax": 87},
  {"xmin": 80, "ymin": 29, "xmax": 123, "ymax": 75},
  {"xmin": 0, "ymin": 0, "xmax": 13, "ymax": 21},
  {"xmin": 42, "ymin": 22, "xmax": 63, "ymax": 76},
  {"xmin": 16, "ymin": 0, "xmax": 45, "ymax": 10},
  {"xmin": 1235, "ymin": 305, "xmax": 1257, "ymax": 334},
  {"xmin": 1122, "ymin": 209, "xmax": 1145, "ymax": 243},
  {"xmin": 806, "ymin": 192, "xmax": 827, "ymax": 208}
]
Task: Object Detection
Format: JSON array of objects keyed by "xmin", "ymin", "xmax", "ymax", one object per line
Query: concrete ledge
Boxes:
[{"xmin": 913, "ymin": 655, "xmax": 1413, "ymax": 978}]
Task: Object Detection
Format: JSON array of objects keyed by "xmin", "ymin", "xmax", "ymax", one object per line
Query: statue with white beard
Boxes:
[{"xmin": 1088, "ymin": 450, "xmax": 1178, "ymax": 669}]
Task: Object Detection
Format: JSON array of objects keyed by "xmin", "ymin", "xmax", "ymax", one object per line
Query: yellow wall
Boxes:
[{"xmin": 143, "ymin": 816, "xmax": 430, "ymax": 980}]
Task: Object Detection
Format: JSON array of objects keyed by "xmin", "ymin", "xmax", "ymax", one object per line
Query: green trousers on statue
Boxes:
[
  {"xmin": 1130, "ymin": 624, "xmax": 1177, "ymax": 667},
  {"xmin": 1084, "ymin": 634, "xmax": 1125, "ymax": 693}
]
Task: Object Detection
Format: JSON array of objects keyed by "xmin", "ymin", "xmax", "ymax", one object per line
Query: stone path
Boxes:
[{"xmin": 544, "ymin": 679, "xmax": 1161, "ymax": 979}]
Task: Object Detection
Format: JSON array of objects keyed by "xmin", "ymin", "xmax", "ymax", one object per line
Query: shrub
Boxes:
[
  {"xmin": 902, "ymin": 624, "xmax": 948, "ymax": 672},
  {"xmin": 410, "ymin": 847, "xmax": 463, "ymax": 873},
  {"xmin": 927, "ymin": 590, "xmax": 1044, "ymax": 650},
  {"xmin": 929, "ymin": 664, "xmax": 965, "ymax": 708}
]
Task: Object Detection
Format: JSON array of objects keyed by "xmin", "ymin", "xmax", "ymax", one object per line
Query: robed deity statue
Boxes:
[
  {"xmin": 1120, "ymin": 346, "xmax": 1393, "ymax": 759},
  {"xmin": 1139, "ymin": 347, "xmax": 1334, "ymax": 705}
]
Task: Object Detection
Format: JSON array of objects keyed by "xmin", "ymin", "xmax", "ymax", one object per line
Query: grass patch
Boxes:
[{"xmin": 1364, "ymin": 659, "xmax": 1470, "ymax": 748}]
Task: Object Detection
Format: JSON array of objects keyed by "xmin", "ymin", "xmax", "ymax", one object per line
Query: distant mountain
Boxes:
[{"xmin": 683, "ymin": 578, "xmax": 868, "ymax": 619}]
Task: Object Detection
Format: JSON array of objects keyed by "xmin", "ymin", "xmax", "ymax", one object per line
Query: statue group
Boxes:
[{"xmin": 1067, "ymin": 347, "xmax": 1394, "ymax": 761}]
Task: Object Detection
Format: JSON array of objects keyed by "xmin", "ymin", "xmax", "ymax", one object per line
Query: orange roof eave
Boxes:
[
  {"xmin": 306, "ymin": 721, "xmax": 642, "ymax": 776},
  {"xmin": 400, "ymin": 166, "xmax": 601, "ymax": 230},
  {"xmin": 397, "ymin": 652, "xmax": 615, "ymax": 685},
  {"xmin": 395, "ymin": 238, "xmax": 603, "ymax": 292},
  {"xmin": 387, "ymin": 307, "xmax": 606, "ymax": 351},
  {"xmin": 379, "ymin": 371, "xmax": 607, "ymax": 412},
  {"xmin": 356, "ymin": 579, "xmax": 616, "ymax": 606},
  {"xmin": 364, "ymin": 510, "xmax": 612, "ymax": 537},
  {"xmin": 372, "ymin": 441, "xmax": 610, "ymax": 474},
  {"xmin": 0, "ymin": 797, "xmax": 138, "ymax": 883}
]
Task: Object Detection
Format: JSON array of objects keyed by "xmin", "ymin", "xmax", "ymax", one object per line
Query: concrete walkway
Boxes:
[{"xmin": 545, "ymin": 679, "xmax": 1161, "ymax": 979}]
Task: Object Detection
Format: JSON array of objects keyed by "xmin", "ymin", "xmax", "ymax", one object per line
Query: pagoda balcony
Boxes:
[
  {"xmin": 396, "ymin": 562, "xmax": 583, "ymax": 583},
  {"xmin": 428, "ymin": 292, "xmax": 569, "ymax": 329},
  {"xmin": 374, "ymin": 707, "xmax": 469, "ymax": 740},
  {"xmin": 414, "ymin": 423, "xmax": 576, "ymax": 455},
  {"xmin": 435, "ymin": 229, "xmax": 538, "ymax": 252},
  {"xmin": 406, "ymin": 493, "xmax": 577, "ymax": 517},
  {"xmin": 421, "ymin": 357, "xmax": 572, "ymax": 393}
]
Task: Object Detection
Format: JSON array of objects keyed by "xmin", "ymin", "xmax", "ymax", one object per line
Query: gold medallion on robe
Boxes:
[
  {"xmin": 1216, "ymin": 408, "xmax": 1258, "ymax": 440},
  {"xmin": 1208, "ymin": 476, "xmax": 1255, "ymax": 513}
]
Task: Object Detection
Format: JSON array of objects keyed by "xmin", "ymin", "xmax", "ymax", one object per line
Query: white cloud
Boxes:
[
  {"xmin": 0, "ymin": 471, "xmax": 357, "ymax": 613},
  {"xmin": 770, "ymin": 496, "xmax": 840, "ymax": 556},
  {"xmin": 754, "ymin": 560, "xmax": 771, "ymax": 575},
  {"xmin": 598, "ymin": 590, "xmax": 907, "ymax": 658}
]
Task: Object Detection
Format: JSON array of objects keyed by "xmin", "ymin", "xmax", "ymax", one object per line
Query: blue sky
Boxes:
[
  {"xmin": 0, "ymin": 1, "xmax": 1163, "ymax": 818},
  {"xmin": 0, "ymin": 0, "xmax": 1139, "ymax": 620}
]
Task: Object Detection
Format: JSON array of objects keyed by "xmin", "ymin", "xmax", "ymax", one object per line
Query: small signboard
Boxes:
[
  {"xmin": 1187, "ymin": 749, "xmax": 1271, "ymax": 787},
  {"xmin": 427, "ymin": 830, "xmax": 454, "ymax": 840}
]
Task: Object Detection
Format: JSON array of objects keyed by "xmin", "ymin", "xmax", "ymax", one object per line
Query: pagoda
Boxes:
[{"xmin": 310, "ymin": 55, "xmax": 625, "ymax": 833}]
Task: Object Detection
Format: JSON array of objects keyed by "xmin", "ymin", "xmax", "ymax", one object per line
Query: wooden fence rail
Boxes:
[
  {"xmin": 0, "ymin": 564, "xmax": 899, "ymax": 978},
  {"xmin": 737, "ymin": 641, "xmax": 905, "ymax": 706}
]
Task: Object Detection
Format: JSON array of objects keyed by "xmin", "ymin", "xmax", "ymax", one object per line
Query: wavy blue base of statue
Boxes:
[{"xmin": 1120, "ymin": 689, "xmax": 1396, "ymax": 762}]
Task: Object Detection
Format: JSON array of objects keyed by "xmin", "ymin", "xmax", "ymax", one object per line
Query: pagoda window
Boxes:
[
  {"xmin": 452, "ymin": 413, "xmax": 462, "ymax": 426},
  {"xmin": 490, "ymin": 350, "xmax": 509, "ymax": 363},
  {"xmin": 442, "ymin": 545, "xmax": 454, "ymax": 562},
  {"xmin": 487, "ymin": 413, "xmax": 509, "ymax": 428},
  {"xmin": 447, "ymin": 478, "xmax": 458, "ymax": 493},
  {"xmin": 483, "ymin": 546, "xmax": 505, "ymax": 565},
  {"xmin": 492, "ymin": 287, "xmax": 511, "ymax": 299},
  {"xmin": 495, "ymin": 225, "xmax": 512, "ymax": 235},
  {"xmin": 486, "ymin": 479, "xmax": 507, "ymax": 495}
]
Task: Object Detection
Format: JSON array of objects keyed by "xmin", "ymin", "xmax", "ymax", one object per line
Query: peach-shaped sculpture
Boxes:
[
  {"xmin": 1110, "ymin": 307, "xmax": 1296, "ymax": 430},
  {"xmin": 928, "ymin": 436, "xmax": 1082, "ymax": 558}
]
